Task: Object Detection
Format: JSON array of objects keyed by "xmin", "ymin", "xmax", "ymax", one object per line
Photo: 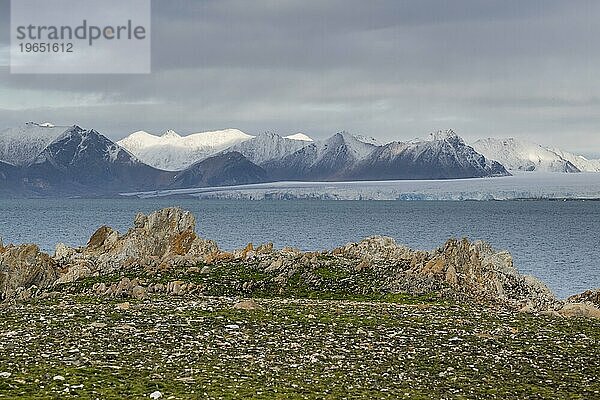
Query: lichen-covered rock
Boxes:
[
  {"xmin": 333, "ymin": 236, "xmax": 558, "ymax": 311},
  {"xmin": 233, "ymin": 299, "xmax": 261, "ymax": 310},
  {"xmin": 567, "ymin": 289, "xmax": 600, "ymax": 308},
  {"xmin": 56, "ymin": 208, "xmax": 219, "ymax": 274},
  {"xmin": 55, "ymin": 261, "xmax": 93, "ymax": 285},
  {"xmin": 0, "ymin": 243, "xmax": 57, "ymax": 300},
  {"xmin": 559, "ymin": 302, "xmax": 600, "ymax": 319}
]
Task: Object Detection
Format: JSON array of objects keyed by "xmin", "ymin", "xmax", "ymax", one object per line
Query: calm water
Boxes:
[{"xmin": 1, "ymin": 199, "xmax": 598, "ymax": 298}]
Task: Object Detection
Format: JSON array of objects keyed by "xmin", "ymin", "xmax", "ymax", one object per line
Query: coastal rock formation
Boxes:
[
  {"xmin": 559, "ymin": 289, "xmax": 600, "ymax": 318},
  {"xmin": 567, "ymin": 289, "xmax": 600, "ymax": 307},
  {"xmin": 0, "ymin": 242, "xmax": 57, "ymax": 300},
  {"xmin": 0, "ymin": 207, "xmax": 589, "ymax": 316},
  {"xmin": 56, "ymin": 208, "xmax": 218, "ymax": 273},
  {"xmin": 559, "ymin": 302, "xmax": 600, "ymax": 319},
  {"xmin": 333, "ymin": 237, "xmax": 558, "ymax": 311}
]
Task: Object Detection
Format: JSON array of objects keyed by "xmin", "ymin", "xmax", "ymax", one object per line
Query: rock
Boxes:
[
  {"xmin": 53, "ymin": 375, "xmax": 65, "ymax": 381},
  {"xmin": 149, "ymin": 391, "xmax": 163, "ymax": 399},
  {"xmin": 266, "ymin": 258, "xmax": 283, "ymax": 272},
  {"xmin": 115, "ymin": 277, "xmax": 132, "ymax": 297},
  {"xmin": 333, "ymin": 236, "xmax": 559, "ymax": 312},
  {"xmin": 540, "ymin": 310, "xmax": 562, "ymax": 318},
  {"xmin": 55, "ymin": 262, "xmax": 92, "ymax": 285},
  {"xmin": 233, "ymin": 299, "xmax": 261, "ymax": 310},
  {"xmin": 559, "ymin": 302, "xmax": 600, "ymax": 319},
  {"xmin": 167, "ymin": 281, "xmax": 185, "ymax": 296},
  {"xmin": 445, "ymin": 264, "xmax": 458, "ymax": 285},
  {"xmin": 54, "ymin": 243, "xmax": 75, "ymax": 260},
  {"xmin": 151, "ymin": 283, "xmax": 164, "ymax": 293},
  {"xmin": 568, "ymin": 289, "xmax": 600, "ymax": 308},
  {"xmin": 0, "ymin": 243, "xmax": 57, "ymax": 300},
  {"xmin": 0, "ymin": 372, "xmax": 11, "ymax": 378},
  {"xmin": 519, "ymin": 302, "xmax": 535, "ymax": 313},
  {"xmin": 354, "ymin": 259, "xmax": 370, "ymax": 272},
  {"xmin": 93, "ymin": 282, "xmax": 107, "ymax": 295},
  {"xmin": 200, "ymin": 266, "xmax": 211, "ymax": 274},
  {"xmin": 90, "ymin": 322, "xmax": 107, "ymax": 328},
  {"xmin": 131, "ymin": 285, "xmax": 147, "ymax": 299},
  {"xmin": 116, "ymin": 302, "xmax": 130, "ymax": 310},
  {"xmin": 59, "ymin": 208, "xmax": 219, "ymax": 273}
]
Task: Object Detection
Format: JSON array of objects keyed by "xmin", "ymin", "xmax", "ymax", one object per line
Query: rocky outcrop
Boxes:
[
  {"xmin": 559, "ymin": 289, "xmax": 600, "ymax": 318},
  {"xmin": 567, "ymin": 289, "xmax": 600, "ymax": 308},
  {"xmin": 0, "ymin": 207, "xmax": 587, "ymax": 316},
  {"xmin": 55, "ymin": 208, "xmax": 219, "ymax": 274},
  {"xmin": 558, "ymin": 302, "xmax": 600, "ymax": 319},
  {"xmin": 0, "ymin": 243, "xmax": 57, "ymax": 300},
  {"xmin": 333, "ymin": 237, "xmax": 559, "ymax": 311}
]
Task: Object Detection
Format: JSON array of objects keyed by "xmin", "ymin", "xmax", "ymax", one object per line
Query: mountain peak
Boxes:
[
  {"xmin": 428, "ymin": 129, "xmax": 459, "ymax": 141},
  {"xmin": 354, "ymin": 135, "xmax": 381, "ymax": 146},
  {"xmin": 285, "ymin": 133, "xmax": 313, "ymax": 142},
  {"xmin": 161, "ymin": 129, "xmax": 181, "ymax": 139}
]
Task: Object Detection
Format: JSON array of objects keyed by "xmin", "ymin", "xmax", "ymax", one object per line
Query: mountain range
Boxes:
[
  {"xmin": 0, "ymin": 121, "xmax": 596, "ymax": 197},
  {"xmin": 473, "ymin": 138, "xmax": 600, "ymax": 173}
]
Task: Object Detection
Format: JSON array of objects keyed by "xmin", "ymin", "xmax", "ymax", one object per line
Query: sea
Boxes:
[{"xmin": 1, "ymin": 198, "xmax": 598, "ymax": 299}]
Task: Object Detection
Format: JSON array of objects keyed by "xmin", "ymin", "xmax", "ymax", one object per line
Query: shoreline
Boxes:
[{"xmin": 1, "ymin": 207, "xmax": 599, "ymax": 397}]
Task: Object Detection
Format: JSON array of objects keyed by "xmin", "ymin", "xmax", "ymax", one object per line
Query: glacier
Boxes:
[{"xmin": 122, "ymin": 171, "xmax": 600, "ymax": 200}]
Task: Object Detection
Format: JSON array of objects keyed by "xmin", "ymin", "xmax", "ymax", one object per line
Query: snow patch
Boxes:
[
  {"xmin": 117, "ymin": 128, "xmax": 254, "ymax": 171},
  {"xmin": 285, "ymin": 133, "xmax": 313, "ymax": 142}
]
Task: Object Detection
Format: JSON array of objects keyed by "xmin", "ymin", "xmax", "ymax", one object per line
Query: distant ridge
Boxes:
[{"xmin": 10, "ymin": 122, "xmax": 600, "ymax": 197}]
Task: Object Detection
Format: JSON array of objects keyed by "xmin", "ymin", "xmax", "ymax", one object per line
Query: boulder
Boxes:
[
  {"xmin": 233, "ymin": 299, "xmax": 261, "ymax": 310},
  {"xmin": 0, "ymin": 243, "xmax": 57, "ymax": 300},
  {"xmin": 559, "ymin": 302, "xmax": 600, "ymax": 319}
]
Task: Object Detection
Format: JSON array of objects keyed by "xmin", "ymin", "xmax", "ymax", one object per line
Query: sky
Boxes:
[{"xmin": 1, "ymin": 0, "xmax": 600, "ymax": 155}]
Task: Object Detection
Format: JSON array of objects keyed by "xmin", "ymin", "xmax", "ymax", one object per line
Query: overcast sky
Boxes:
[{"xmin": 1, "ymin": 0, "xmax": 600, "ymax": 155}]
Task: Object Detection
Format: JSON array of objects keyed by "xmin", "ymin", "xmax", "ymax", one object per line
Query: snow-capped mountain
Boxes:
[
  {"xmin": 472, "ymin": 138, "xmax": 580, "ymax": 173},
  {"xmin": 24, "ymin": 126, "xmax": 172, "ymax": 193},
  {"xmin": 351, "ymin": 130, "xmax": 509, "ymax": 180},
  {"xmin": 546, "ymin": 148, "xmax": 600, "ymax": 172},
  {"xmin": 354, "ymin": 135, "xmax": 382, "ymax": 146},
  {"xmin": 0, "ymin": 122, "xmax": 73, "ymax": 166},
  {"xmin": 284, "ymin": 133, "xmax": 313, "ymax": 142},
  {"xmin": 117, "ymin": 129, "xmax": 254, "ymax": 171},
  {"xmin": 264, "ymin": 131, "xmax": 378, "ymax": 180},
  {"xmin": 225, "ymin": 132, "xmax": 312, "ymax": 165}
]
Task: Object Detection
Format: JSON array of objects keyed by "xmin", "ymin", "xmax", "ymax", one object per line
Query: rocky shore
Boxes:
[
  {"xmin": 1, "ymin": 207, "xmax": 598, "ymax": 316},
  {"xmin": 1, "ymin": 208, "xmax": 599, "ymax": 398}
]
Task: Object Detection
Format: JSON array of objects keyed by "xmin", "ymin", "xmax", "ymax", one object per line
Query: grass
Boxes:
[{"xmin": 0, "ymin": 294, "xmax": 599, "ymax": 399}]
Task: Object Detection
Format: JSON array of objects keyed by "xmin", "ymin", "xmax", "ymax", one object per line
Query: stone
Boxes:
[
  {"xmin": 54, "ymin": 243, "xmax": 75, "ymax": 260},
  {"xmin": 233, "ymin": 299, "xmax": 261, "ymax": 310},
  {"xmin": 116, "ymin": 302, "xmax": 130, "ymax": 310},
  {"xmin": 568, "ymin": 289, "xmax": 600, "ymax": 308},
  {"xmin": 131, "ymin": 285, "xmax": 147, "ymax": 299},
  {"xmin": 55, "ymin": 262, "xmax": 92, "ymax": 285},
  {"xmin": 0, "ymin": 244, "xmax": 57, "ymax": 300},
  {"xmin": 149, "ymin": 391, "xmax": 163, "ymax": 399},
  {"xmin": 559, "ymin": 302, "xmax": 600, "ymax": 319},
  {"xmin": 445, "ymin": 264, "xmax": 458, "ymax": 285},
  {"xmin": 58, "ymin": 208, "xmax": 219, "ymax": 274}
]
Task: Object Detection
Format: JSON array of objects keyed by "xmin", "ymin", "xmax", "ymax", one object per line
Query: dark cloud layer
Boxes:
[{"xmin": 1, "ymin": 0, "xmax": 600, "ymax": 153}]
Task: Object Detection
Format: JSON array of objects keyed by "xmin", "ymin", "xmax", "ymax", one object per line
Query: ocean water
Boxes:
[{"xmin": 0, "ymin": 199, "xmax": 598, "ymax": 298}]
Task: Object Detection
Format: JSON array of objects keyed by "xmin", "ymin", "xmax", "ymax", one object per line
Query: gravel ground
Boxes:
[{"xmin": 0, "ymin": 295, "xmax": 599, "ymax": 399}]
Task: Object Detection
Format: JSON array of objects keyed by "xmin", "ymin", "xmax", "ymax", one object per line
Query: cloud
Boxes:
[{"xmin": 0, "ymin": 0, "xmax": 599, "ymax": 154}]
